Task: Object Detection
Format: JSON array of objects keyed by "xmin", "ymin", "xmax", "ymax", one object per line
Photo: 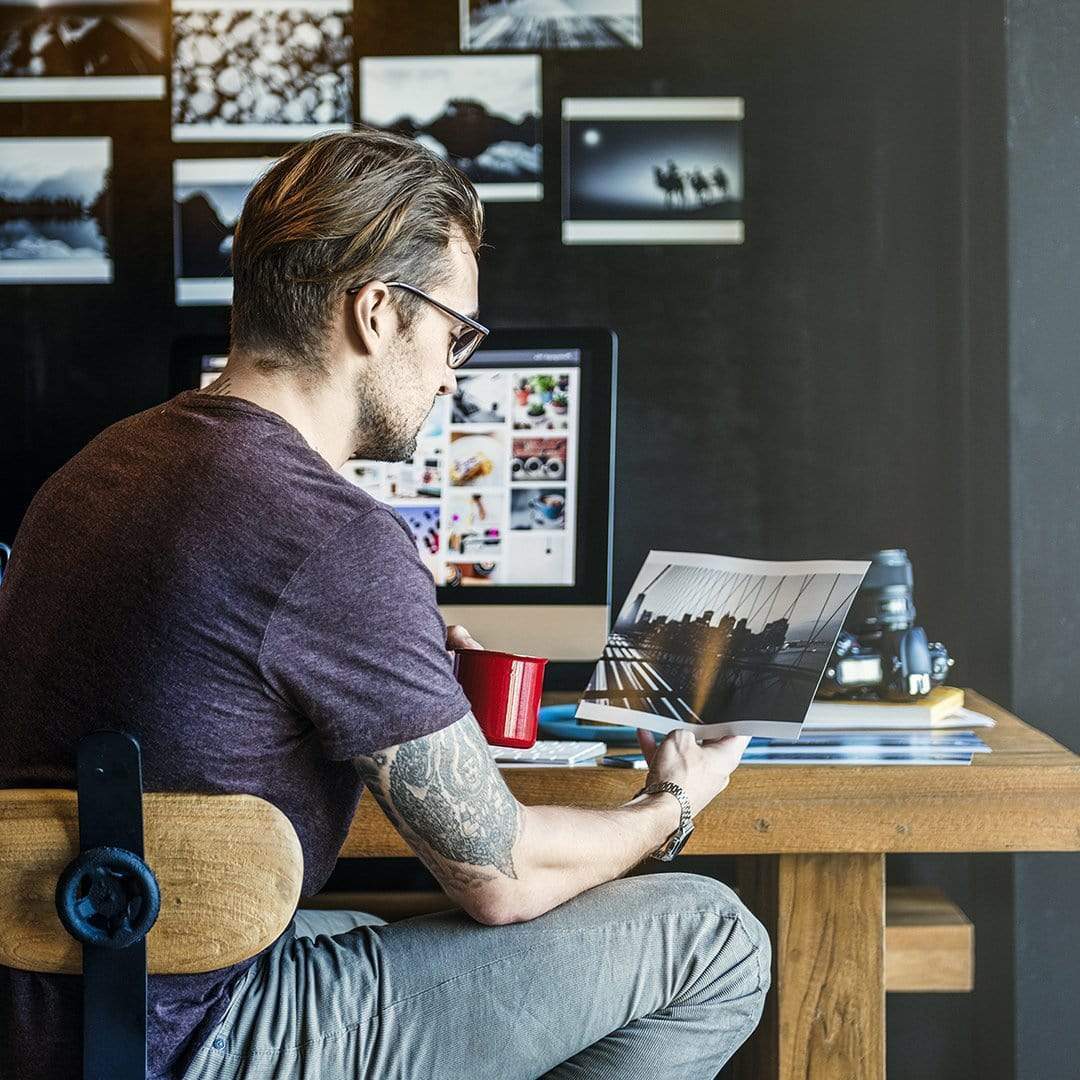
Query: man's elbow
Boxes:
[{"xmin": 464, "ymin": 883, "xmax": 543, "ymax": 927}]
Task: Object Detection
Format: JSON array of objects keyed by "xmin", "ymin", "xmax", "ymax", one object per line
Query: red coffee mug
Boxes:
[{"xmin": 453, "ymin": 648, "xmax": 549, "ymax": 749}]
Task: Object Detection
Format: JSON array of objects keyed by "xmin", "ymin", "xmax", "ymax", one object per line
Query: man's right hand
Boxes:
[{"xmin": 637, "ymin": 728, "xmax": 752, "ymax": 817}]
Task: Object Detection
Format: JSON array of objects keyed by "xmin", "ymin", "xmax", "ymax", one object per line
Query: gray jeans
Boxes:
[{"xmin": 182, "ymin": 872, "xmax": 770, "ymax": 1080}]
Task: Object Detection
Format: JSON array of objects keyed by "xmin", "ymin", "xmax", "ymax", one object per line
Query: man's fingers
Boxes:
[
  {"xmin": 699, "ymin": 730, "xmax": 751, "ymax": 756},
  {"xmin": 637, "ymin": 728, "xmax": 658, "ymax": 764},
  {"xmin": 446, "ymin": 624, "xmax": 483, "ymax": 650}
]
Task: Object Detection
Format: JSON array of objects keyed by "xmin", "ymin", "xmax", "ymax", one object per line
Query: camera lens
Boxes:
[{"xmin": 849, "ymin": 548, "xmax": 917, "ymax": 632}]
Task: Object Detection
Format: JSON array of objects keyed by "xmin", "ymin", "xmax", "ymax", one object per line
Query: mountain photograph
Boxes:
[
  {"xmin": 0, "ymin": 136, "xmax": 112, "ymax": 282},
  {"xmin": 360, "ymin": 55, "xmax": 542, "ymax": 200}
]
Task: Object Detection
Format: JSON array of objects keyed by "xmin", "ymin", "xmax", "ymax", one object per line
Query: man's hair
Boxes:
[{"xmin": 230, "ymin": 127, "xmax": 484, "ymax": 373}]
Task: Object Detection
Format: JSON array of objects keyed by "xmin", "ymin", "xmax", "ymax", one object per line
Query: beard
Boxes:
[{"xmin": 350, "ymin": 352, "xmax": 432, "ymax": 463}]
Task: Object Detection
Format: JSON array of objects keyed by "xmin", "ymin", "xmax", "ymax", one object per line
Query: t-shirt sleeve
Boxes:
[{"xmin": 257, "ymin": 506, "xmax": 472, "ymax": 760}]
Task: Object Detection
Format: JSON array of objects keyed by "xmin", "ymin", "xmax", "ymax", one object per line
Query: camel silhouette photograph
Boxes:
[{"xmin": 562, "ymin": 97, "xmax": 744, "ymax": 244}]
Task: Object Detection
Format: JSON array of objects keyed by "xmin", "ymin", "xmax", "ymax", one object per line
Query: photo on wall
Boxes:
[
  {"xmin": 562, "ymin": 97, "xmax": 744, "ymax": 244},
  {"xmin": 0, "ymin": 0, "xmax": 166, "ymax": 100},
  {"xmin": 459, "ymin": 0, "xmax": 641, "ymax": 51},
  {"xmin": 0, "ymin": 137, "xmax": 113, "ymax": 283},
  {"xmin": 173, "ymin": 157, "xmax": 271, "ymax": 304},
  {"xmin": 359, "ymin": 55, "xmax": 542, "ymax": 202},
  {"xmin": 172, "ymin": 0, "xmax": 352, "ymax": 141}
]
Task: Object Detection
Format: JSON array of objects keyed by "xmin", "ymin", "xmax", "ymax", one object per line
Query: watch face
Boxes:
[
  {"xmin": 657, "ymin": 823, "xmax": 694, "ymax": 861},
  {"xmin": 669, "ymin": 827, "xmax": 694, "ymax": 858}
]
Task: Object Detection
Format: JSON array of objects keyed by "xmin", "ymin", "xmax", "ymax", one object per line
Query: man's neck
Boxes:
[{"xmin": 201, "ymin": 356, "xmax": 354, "ymax": 469}]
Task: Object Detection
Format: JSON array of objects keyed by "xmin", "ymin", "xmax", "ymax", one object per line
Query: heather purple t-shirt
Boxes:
[{"xmin": 0, "ymin": 390, "xmax": 471, "ymax": 1079}]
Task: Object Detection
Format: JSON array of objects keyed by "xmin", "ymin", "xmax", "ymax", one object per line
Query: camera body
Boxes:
[{"xmin": 816, "ymin": 549, "xmax": 955, "ymax": 702}]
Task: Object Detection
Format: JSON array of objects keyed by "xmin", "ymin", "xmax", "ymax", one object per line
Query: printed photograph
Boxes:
[
  {"xmin": 0, "ymin": 137, "xmax": 112, "ymax": 283},
  {"xmin": 360, "ymin": 55, "xmax": 542, "ymax": 202},
  {"xmin": 446, "ymin": 491, "xmax": 504, "ymax": 559},
  {"xmin": 578, "ymin": 552, "xmax": 870, "ymax": 738},
  {"xmin": 460, "ymin": 0, "xmax": 641, "ymax": 51},
  {"xmin": 0, "ymin": 0, "xmax": 165, "ymax": 100},
  {"xmin": 172, "ymin": 0, "xmax": 351, "ymax": 140},
  {"xmin": 562, "ymin": 97, "xmax": 744, "ymax": 244},
  {"xmin": 173, "ymin": 157, "xmax": 271, "ymax": 304},
  {"xmin": 452, "ymin": 370, "xmax": 507, "ymax": 425},
  {"xmin": 505, "ymin": 531, "xmax": 571, "ymax": 584},
  {"xmin": 510, "ymin": 487, "xmax": 565, "ymax": 530},
  {"xmin": 512, "ymin": 370, "xmax": 571, "ymax": 430},
  {"xmin": 449, "ymin": 430, "xmax": 507, "ymax": 488},
  {"xmin": 511, "ymin": 436, "xmax": 567, "ymax": 482}
]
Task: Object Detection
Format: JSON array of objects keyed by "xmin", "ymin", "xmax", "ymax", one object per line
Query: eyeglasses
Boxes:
[{"xmin": 346, "ymin": 280, "xmax": 489, "ymax": 369}]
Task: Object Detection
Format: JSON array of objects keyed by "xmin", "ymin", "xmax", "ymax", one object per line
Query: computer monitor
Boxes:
[{"xmin": 171, "ymin": 329, "xmax": 617, "ymax": 672}]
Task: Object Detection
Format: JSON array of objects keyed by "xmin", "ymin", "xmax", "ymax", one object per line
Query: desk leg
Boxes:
[{"xmin": 732, "ymin": 853, "xmax": 886, "ymax": 1080}]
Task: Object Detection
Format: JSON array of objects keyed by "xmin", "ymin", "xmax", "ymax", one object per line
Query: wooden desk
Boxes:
[{"xmin": 342, "ymin": 691, "xmax": 1080, "ymax": 1080}]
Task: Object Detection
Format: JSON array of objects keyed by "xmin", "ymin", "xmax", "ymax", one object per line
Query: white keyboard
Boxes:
[{"xmin": 489, "ymin": 740, "xmax": 607, "ymax": 766}]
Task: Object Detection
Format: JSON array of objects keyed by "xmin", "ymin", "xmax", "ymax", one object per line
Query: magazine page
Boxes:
[{"xmin": 576, "ymin": 550, "xmax": 870, "ymax": 738}]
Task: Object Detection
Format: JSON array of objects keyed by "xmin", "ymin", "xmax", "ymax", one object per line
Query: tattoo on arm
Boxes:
[{"xmin": 356, "ymin": 714, "xmax": 521, "ymax": 887}]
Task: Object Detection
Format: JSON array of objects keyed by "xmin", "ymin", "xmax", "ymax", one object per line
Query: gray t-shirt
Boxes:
[{"xmin": 0, "ymin": 389, "xmax": 470, "ymax": 1079}]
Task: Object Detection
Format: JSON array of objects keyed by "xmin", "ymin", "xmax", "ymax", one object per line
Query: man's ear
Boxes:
[{"xmin": 347, "ymin": 281, "xmax": 393, "ymax": 357}]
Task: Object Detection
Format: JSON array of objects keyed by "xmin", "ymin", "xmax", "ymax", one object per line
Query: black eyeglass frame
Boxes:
[{"xmin": 346, "ymin": 280, "xmax": 489, "ymax": 368}]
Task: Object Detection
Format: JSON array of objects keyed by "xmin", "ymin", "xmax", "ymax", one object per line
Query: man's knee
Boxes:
[{"xmin": 653, "ymin": 872, "xmax": 772, "ymax": 994}]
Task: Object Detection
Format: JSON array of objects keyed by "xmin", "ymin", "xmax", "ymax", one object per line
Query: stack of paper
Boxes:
[
  {"xmin": 804, "ymin": 687, "xmax": 993, "ymax": 730},
  {"xmin": 744, "ymin": 728, "xmax": 991, "ymax": 766}
]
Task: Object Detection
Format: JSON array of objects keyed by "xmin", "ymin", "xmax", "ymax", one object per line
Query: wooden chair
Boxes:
[{"xmin": 0, "ymin": 732, "xmax": 303, "ymax": 1080}]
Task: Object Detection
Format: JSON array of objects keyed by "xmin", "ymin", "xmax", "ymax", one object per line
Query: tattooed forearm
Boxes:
[{"xmin": 356, "ymin": 714, "xmax": 521, "ymax": 883}]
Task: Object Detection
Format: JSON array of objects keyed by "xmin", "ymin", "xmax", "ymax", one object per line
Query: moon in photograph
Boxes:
[{"xmin": 582, "ymin": 128, "xmax": 603, "ymax": 147}]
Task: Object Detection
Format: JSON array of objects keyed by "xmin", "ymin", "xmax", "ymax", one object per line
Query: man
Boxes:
[{"xmin": 0, "ymin": 129, "xmax": 769, "ymax": 1080}]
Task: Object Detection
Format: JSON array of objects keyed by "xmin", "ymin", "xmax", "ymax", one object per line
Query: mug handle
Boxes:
[{"xmin": 0, "ymin": 543, "xmax": 10, "ymax": 582}]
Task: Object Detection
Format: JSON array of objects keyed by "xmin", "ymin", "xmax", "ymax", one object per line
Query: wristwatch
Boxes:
[{"xmin": 635, "ymin": 781, "xmax": 695, "ymax": 861}]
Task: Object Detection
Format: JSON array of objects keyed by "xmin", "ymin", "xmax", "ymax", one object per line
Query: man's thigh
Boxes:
[{"xmin": 183, "ymin": 872, "xmax": 768, "ymax": 1080}]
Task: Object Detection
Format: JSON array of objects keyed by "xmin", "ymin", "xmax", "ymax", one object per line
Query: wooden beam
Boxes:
[
  {"xmin": 734, "ymin": 853, "xmax": 886, "ymax": 1080},
  {"xmin": 885, "ymin": 885, "xmax": 974, "ymax": 992}
]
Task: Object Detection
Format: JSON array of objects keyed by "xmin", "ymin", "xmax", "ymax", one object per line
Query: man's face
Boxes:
[{"xmin": 352, "ymin": 233, "xmax": 479, "ymax": 462}]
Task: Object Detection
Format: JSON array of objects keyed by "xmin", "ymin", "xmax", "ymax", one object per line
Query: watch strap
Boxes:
[{"xmin": 635, "ymin": 780, "xmax": 694, "ymax": 861}]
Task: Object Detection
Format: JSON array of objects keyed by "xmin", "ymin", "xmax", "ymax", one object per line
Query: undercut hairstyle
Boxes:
[{"xmin": 230, "ymin": 127, "xmax": 484, "ymax": 373}]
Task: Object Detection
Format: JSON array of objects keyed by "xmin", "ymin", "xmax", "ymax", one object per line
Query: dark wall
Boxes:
[
  {"xmin": 1006, "ymin": 1, "xmax": 1080, "ymax": 1077},
  {"xmin": 2, "ymin": 2, "xmax": 1070, "ymax": 1077}
]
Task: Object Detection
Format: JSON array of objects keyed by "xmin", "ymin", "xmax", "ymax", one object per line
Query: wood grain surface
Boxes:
[
  {"xmin": 0, "ymin": 791, "xmax": 303, "ymax": 975},
  {"xmin": 342, "ymin": 691, "xmax": 1080, "ymax": 858},
  {"xmin": 735, "ymin": 853, "xmax": 886, "ymax": 1080}
]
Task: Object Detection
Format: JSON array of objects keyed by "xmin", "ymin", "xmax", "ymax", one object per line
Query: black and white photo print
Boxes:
[
  {"xmin": 360, "ymin": 55, "xmax": 541, "ymax": 202},
  {"xmin": 577, "ymin": 551, "xmax": 870, "ymax": 739},
  {"xmin": 0, "ymin": 0, "xmax": 165, "ymax": 100},
  {"xmin": 173, "ymin": 157, "xmax": 271, "ymax": 304},
  {"xmin": 562, "ymin": 97, "xmax": 744, "ymax": 244},
  {"xmin": 0, "ymin": 137, "xmax": 112, "ymax": 283},
  {"xmin": 172, "ymin": 0, "xmax": 351, "ymax": 140},
  {"xmin": 460, "ymin": 0, "xmax": 641, "ymax": 51}
]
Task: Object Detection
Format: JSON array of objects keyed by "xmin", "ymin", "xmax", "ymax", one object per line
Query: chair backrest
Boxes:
[{"xmin": 0, "ymin": 788, "xmax": 303, "ymax": 975}]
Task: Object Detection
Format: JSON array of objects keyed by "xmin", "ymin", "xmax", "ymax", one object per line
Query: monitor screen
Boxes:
[
  {"xmin": 341, "ymin": 348, "xmax": 581, "ymax": 589},
  {"xmin": 175, "ymin": 329, "xmax": 616, "ymax": 668}
]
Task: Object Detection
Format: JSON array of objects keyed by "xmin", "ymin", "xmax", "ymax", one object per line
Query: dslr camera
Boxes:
[{"xmin": 817, "ymin": 548, "xmax": 954, "ymax": 702}]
